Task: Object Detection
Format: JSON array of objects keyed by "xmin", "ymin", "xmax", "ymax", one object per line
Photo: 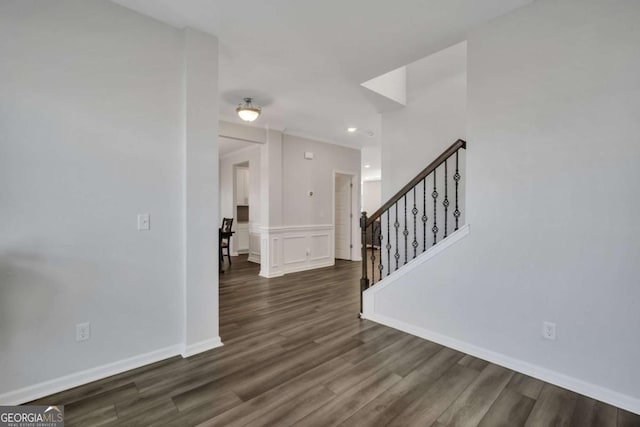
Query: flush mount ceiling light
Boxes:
[
  {"xmin": 236, "ymin": 97, "xmax": 261, "ymax": 122},
  {"xmin": 364, "ymin": 164, "xmax": 371, "ymax": 168},
  {"xmin": 347, "ymin": 127, "xmax": 357, "ymax": 133}
]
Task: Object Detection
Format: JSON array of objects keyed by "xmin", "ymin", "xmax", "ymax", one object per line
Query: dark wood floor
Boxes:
[{"xmin": 33, "ymin": 256, "xmax": 639, "ymax": 426}]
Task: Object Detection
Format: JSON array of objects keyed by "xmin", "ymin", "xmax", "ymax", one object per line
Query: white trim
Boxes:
[
  {"xmin": 279, "ymin": 260, "xmax": 334, "ymax": 275},
  {"xmin": 181, "ymin": 336, "xmax": 223, "ymax": 358},
  {"xmin": 260, "ymin": 224, "xmax": 333, "ymax": 232},
  {"xmin": 219, "ymin": 142, "xmax": 262, "ymax": 160},
  {"xmin": 260, "ymin": 270, "xmax": 285, "ymax": 278},
  {"xmin": 363, "ymin": 224, "xmax": 470, "ymax": 294},
  {"xmin": 0, "ymin": 344, "xmax": 182, "ymax": 405},
  {"xmin": 283, "ymin": 129, "xmax": 360, "ymax": 151},
  {"xmin": 363, "ymin": 312, "xmax": 640, "ymax": 416}
]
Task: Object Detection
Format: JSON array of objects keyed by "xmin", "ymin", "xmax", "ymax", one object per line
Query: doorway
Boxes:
[
  {"xmin": 233, "ymin": 162, "xmax": 250, "ymax": 256},
  {"xmin": 334, "ymin": 173, "xmax": 353, "ymax": 260}
]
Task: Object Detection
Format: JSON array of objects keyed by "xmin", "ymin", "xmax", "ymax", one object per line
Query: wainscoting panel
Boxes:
[
  {"xmin": 283, "ymin": 235, "xmax": 308, "ymax": 266},
  {"xmin": 259, "ymin": 225, "xmax": 334, "ymax": 278},
  {"xmin": 309, "ymin": 233, "xmax": 331, "ymax": 261}
]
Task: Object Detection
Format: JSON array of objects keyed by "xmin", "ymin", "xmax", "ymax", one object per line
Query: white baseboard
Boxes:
[
  {"xmin": 259, "ymin": 270, "xmax": 284, "ymax": 278},
  {"xmin": 181, "ymin": 336, "xmax": 223, "ymax": 358},
  {"xmin": 259, "ymin": 260, "xmax": 334, "ymax": 278},
  {"xmin": 248, "ymin": 253, "xmax": 261, "ymax": 264},
  {"xmin": 284, "ymin": 260, "xmax": 334, "ymax": 275},
  {"xmin": 364, "ymin": 312, "xmax": 640, "ymax": 415},
  {"xmin": 0, "ymin": 344, "xmax": 183, "ymax": 405},
  {"xmin": 0, "ymin": 336, "xmax": 224, "ymax": 405}
]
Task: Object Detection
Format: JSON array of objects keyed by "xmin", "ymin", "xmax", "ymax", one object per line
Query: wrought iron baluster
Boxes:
[
  {"xmin": 403, "ymin": 195, "xmax": 408, "ymax": 265},
  {"xmin": 394, "ymin": 204, "xmax": 400, "ymax": 271},
  {"xmin": 370, "ymin": 224, "xmax": 375, "ymax": 284},
  {"xmin": 443, "ymin": 159, "xmax": 449, "ymax": 238},
  {"xmin": 378, "ymin": 222, "xmax": 384, "ymax": 280},
  {"xmin": 359, "ymin": 212, "xmax": 368, "ymax": 313},
  {"xmin": 454, "ymin": 150, "xmax": 461, "ymax": 231},
  {"xmin": 412, "ymin": 188, "xmax": 418, "ymax": 259},
  {"xmin": 432, "ymin": 169, "xmax": 439, "ymax": 245},
  {"xmin": 386, "ymin": 210, "xmax": 391, "ymax": 277},
  {"xmin": 422, "ymin": 177, "xmax": 427, "ymax": 252}
]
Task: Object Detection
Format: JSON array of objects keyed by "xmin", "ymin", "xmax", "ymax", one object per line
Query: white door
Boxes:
[{"xmin": 335, "ymin": 174, "xmax": 352, "ymax": 260}]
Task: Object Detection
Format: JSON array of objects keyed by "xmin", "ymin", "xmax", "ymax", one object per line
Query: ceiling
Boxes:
[{"xmin": 112, "ymin": 0, "xmax": 531, "ymax": 149}]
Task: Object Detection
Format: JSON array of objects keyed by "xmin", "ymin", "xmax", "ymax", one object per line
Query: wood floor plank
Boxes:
[
  {"xmin": 65, "ymin": 404, "xmax": 118, "ymax": 427},
  {"xmin": 339, "ymin": 370, "xmax": 441, "ymax": 426},
  {"xmin": 507, "ymin": 372, "xmax": 545, "ymax": 400},
  {"xmin": 618, "ymin": 409, "xmax": 640, "ymax": 427},
  {"xmin": 569, "ymin": 395, "xmax": 617, "ymax": 427},
  {"xmin": 231, "ymin": 335, "xmax": 362, "ymax": 401},
  {"xmin": 63, "ymin": 382, "xmax": 139, "ymax": 422},
  {"xmin": 196, "ymin": 357, "xmax": 353, "ymax": 427},
  {"xmin": 386, "ymin": 364, "xmax": 479, "ymax": 427},
  {"xmin": 297, "ymin": 371, "xmax": 402, "ymax": 427},
  {"xmin": 437, "ymin": 363, "xmax": 514, "ymax": 427},
  {"xmin": 477, "ymin": 388, "xmax": 535, "ymax": 427},
  {"xmin": 165, "ymin": 392, "xmax": 244, "ymax": 427},
  {"xmin": 524, "ymin": 384, "xmax": 578, "ymax": 427},
  {"xmin": 243, "ymin": 385, "xmax": 336, "ymax": 427},
  {"xmin": 458, "ymin": 354, "xmax": 490, "ymax": 372}
]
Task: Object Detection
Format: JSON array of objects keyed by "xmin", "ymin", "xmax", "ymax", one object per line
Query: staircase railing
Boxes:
[{"xmin": 360, "ymin": 139, "xmax": 467, "ymax": 312}]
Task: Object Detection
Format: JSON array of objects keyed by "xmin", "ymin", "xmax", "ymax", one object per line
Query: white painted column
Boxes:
[
  {"xmin": 182, "ymin": 28, "xmax": 221, "ymax": 356},
  {"xmin": 259, "ymin": 129, "xmax": 284, "ymax": 277}
]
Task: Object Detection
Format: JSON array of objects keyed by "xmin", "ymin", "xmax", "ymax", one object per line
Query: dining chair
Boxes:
[{"xmin": 220, "ymin": 217, "xmax": 234, "ymax": 266}]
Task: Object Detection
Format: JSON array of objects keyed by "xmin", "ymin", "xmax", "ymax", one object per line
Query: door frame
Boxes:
[
  {"xmin": 231, "ymin": 161, "xmax": 250, "ymax": 256},
  {"xmin": 332, "ymin": 170, "xmax": 359, "ymax": 261}
]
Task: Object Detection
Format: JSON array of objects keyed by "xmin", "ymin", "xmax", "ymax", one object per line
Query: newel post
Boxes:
[{"xmin": 360, "ymin": 211, "xmax": 369, "ymax": 317}]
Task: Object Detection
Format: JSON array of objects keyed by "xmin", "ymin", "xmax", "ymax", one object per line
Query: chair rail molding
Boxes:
[{"xmin": 259, "ymin": 224, "xmax": 334, "ymax": 278}]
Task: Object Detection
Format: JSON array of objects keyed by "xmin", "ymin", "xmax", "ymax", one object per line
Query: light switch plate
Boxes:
[{"xmin": 137, "ymin": 214, "xmax": 150, "ymax": 231}]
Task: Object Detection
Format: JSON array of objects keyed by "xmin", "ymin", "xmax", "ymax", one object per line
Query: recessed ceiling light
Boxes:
[
  {"xmin": 347, "ymin": 127, "xmax": 357, "ymax": 133},
  {"xmin": 364, "ymin": 164, "xmax": 371, "ymax": 168}
]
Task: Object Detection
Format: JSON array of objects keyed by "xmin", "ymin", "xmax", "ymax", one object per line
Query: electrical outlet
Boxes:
[
  {"xmin": 76, "ymin": 322, "xmax": 91, "ymax": 342},
  {"xmin": 137, "ymin": 214, "xmax": 150, "ymax": 231},
  {"xmin": 542, "ymin": 321, "xmax": 556, "ymax": 340}
]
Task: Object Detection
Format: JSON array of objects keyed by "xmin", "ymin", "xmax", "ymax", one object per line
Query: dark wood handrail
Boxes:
[{"xmin": 365, "ymin": 139, "xmax": 466, "ymax": 227}]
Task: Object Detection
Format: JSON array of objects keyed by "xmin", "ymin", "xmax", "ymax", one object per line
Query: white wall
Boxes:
[
  {"xmin": 362, "ymin": 180, "xmax": 382, "ymax": 215},
  {"xmin": 370, "ymin": 0, "xmax": 640, "ymax": 413},
  {"xmin": 381, "ymin": 42, "xmax": 467, "ymax": 200},
  {"xmin": 0, "ymin": 1, "xmax": 219, "ymax": 402},
  {"xmin": 282, "ymin": 135, "xmax": 361, "ymax": 227}
]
